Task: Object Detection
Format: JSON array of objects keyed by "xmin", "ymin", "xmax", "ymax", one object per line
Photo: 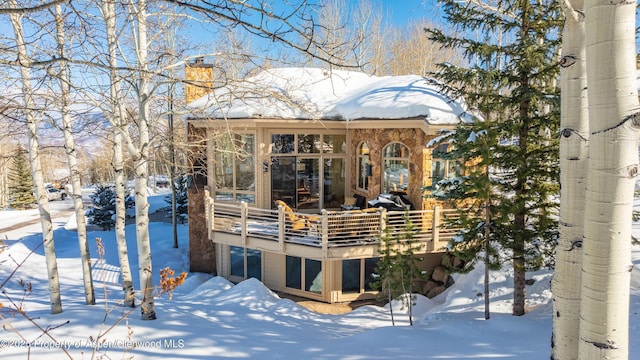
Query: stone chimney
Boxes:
[{"xmin": 185, "ymin": 57, "xmax": 214, "ymax": 104}]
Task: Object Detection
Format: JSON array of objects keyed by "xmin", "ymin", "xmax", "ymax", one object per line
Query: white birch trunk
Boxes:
[
  {"xmin": 131, "ymin": 0, "xmax": 156, "ymax": 320},
  {"xmin": 579, "ymin": 0, "xmax": 638, "ymax": 358},
  {"xmin": 0, "ymin": 140, "xmax": 8, "ymax": 208},
  {"xmin": 8, "ymin": 3, "xmax": 62, "ymax": 314},
  {"xmin": 54, "ymin": 3, "xmax": 95, "ymax": 306},
  {"xmin": 552, "ymin": 0, "xmax": 588, "ymax": 358},
  {"xmin": 102, "ymin": 0, "xmax": 135, "ymax": 308},
  {"xmin": 114, "ymin": 125, "xmax": 136, "ymax": 307}
]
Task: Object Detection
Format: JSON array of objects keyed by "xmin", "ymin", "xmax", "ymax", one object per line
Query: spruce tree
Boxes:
[
  {"xmin": 372, "ymin": 221, "xmax": 397, "ymax": 325},
  {"xmin": 87, "ymin": 184, "xmax": 117, "ymax": 230},
  {"xmin": 165, "ymin": 173, "xmax": 188, "ymax": 223},
  {"xmin": 426, "ymin": 0, "xmax": 561, "ymax": 316},
  {"xmin": 8, "ymin": 147, "xmax": 35, "ymax": 209},
  {"xmin": 372, "ymin": 212, "xmax": 425, "ymax": 326}
]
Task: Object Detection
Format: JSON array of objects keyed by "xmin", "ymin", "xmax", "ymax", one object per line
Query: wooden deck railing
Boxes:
[{"xmin": 204, "ymin": 193, "xmax": 461, "ymax": 256}]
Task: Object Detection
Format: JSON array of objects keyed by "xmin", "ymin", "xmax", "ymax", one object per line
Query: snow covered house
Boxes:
[{"xmin": 185, "ymin": 62, "xmax": 472, "ymax": 303}]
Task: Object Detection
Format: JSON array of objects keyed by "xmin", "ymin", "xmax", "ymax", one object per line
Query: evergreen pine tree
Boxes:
[
  {"xmin": 426, "ymin": 0, "xmax": 561, "ymax": 316},
  {"xmin": 8, "ymin": 147, "xmax": 35, "ymax": 209},
  {"xmin": 165, "ymin": 173, "xmax": 188, "ymax": 223},
  {"xmin": 372, "ymin": 212, "xmax": 425, "ymax": 326},
  {"xmin": 372, "ymin": 221, "xmax": 397, "ymax": 325},
  {"xmin": 87, "ymin": 184, "xmax": 117, "ymax": 230}
]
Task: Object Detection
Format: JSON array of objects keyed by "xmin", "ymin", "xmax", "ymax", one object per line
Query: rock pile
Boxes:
[{"xmin": 421, "ymin": 253, "xmax": 466, "ymax": 298}]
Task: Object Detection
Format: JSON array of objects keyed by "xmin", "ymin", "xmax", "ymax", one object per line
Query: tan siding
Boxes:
[
  {"xmin": 217, "ymin": 244, "xmax": 229, "ymax": 278},
  {"xmin": 263, "ymin": 252, "xmax": 285, "ymax": 292}
]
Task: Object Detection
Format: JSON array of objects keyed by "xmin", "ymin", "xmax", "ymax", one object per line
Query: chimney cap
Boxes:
[{"xmin": 187, "ymin": 57, "xmax": 214, "ymax": 68}]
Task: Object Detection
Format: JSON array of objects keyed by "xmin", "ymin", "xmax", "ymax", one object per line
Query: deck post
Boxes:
[
  {"xmin": 277, "ymin": 205, "xmax": 285, "ymax": 253},
  {"xmin": 240, "ymin": 201, "xmax": 248, "ymax": 247},
  {"xmin": 321, "ymin": 209, "xmax": 328, "ymax": 259},
  {"xmin": 206, "ymin": 193, "xmax": 214, "ymax": 241},
  {"xmin": 432, "ymin": 205, "xmax": 441, "ymax": 246}
]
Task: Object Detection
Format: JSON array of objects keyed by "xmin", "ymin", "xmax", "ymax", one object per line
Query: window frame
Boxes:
[
  {"xmin": 285, "ymin": 255, "xmax": 324, "ymax": 295},
  {"xmin": 431, "ymin": 143, "xmax": 459, "ymax": 185},
  {"xmin": 213, "ymin": 132, "xmax": 256, "ymax": 204},
  {"xmin": 269, "ymin": 131, "xmax": 347, "ymax": 210},
  {"xmin": 228, "ymin": 245, "xmax": 263, "ymax": 282},
  {"xmin": 356, "ymin": 141, "xmax": 370, "ymax": 192},
  {"xmin": 341, "ymin": 257, "xmax": 379, "ymax": 294},
  {"xmin": 381, "ymin": 142, "xmax": 410, "ymax": 194}
]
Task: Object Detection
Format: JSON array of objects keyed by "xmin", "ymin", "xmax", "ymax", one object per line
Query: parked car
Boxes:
[{"xmin": 46, "ymin": 187, "xmax": 67, "ymax": 201}]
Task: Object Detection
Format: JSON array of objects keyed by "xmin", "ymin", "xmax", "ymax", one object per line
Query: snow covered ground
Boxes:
[{"xmin": 0, "ymin": 193, "xmax": 639, "ymax": 359}]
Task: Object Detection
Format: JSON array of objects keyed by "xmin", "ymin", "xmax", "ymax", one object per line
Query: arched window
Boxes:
[
  {"xmin": 356, "ymin": 142, "xmax": 370, "ymax": 191},
  {"xmin": 382, "ymin": 142, "xmax": 409, "ymax": 193}
]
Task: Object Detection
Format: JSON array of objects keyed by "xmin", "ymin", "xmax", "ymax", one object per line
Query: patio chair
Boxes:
[
  {"xmin": 275, "ymin": 200, "xmax": 319, "ymax": 231},
  {"xmin": 297, "ymin": 178, "xmax": 311, "ymax": 201}
]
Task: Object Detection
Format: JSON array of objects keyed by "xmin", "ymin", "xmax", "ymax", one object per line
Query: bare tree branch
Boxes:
[
  {"xmin": 161, "ymin": 0, "xmax": 360, "ymax": 68},
  {"xmin": 0, "ymin": 0, "xmax": 68, "ymax": 15}
]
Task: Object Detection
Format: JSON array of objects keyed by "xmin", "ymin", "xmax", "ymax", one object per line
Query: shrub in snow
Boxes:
[{"xmin": 87, "ymin": 184, "xmax": 134, "ymax": 230}]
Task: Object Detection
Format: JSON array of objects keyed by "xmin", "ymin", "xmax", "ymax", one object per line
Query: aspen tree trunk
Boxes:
[
  {"xmin": 114, "ymin": 122, "xmax": 136, "ymax": 308},
  {"xmin": 130, "ymin": 0, "xmax": 156, "ymax": 320},
  {"xmin": 578, "ymin": 0, "xmax": 638, "ymax": 358},
  {"xmin": 8, "ymin": 2, "xmax": 62, "ymax": 314},
  {"xmin": 0, "ymin": 140, "xmax": 7, "ymax": 208},
  {"xmin": 168, "ymin": 90, "xmax": 179, "ymax": 249},
  {"xmin": 552, "ymin": 0, "xmax": 588, "ymax": 358},
  {"xmin": 102, "ymin": 0, "xmax": 135, "ymax": 308},
  {"xmin": 53, "ymin": 3, "xmax": 95, "ymax": 306}
]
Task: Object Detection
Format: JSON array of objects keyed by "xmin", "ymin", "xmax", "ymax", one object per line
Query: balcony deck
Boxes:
[{"xmin": 205, "ymin": 195, "xmax": 461, "ymax": 260}]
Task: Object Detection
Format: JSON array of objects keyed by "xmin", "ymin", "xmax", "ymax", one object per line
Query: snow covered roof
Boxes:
[{"xmin": 188, "ymin": 67, "xmax": 473, "ymax": 124}]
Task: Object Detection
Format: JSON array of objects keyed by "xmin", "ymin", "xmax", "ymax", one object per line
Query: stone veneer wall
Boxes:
[
  {"xmin": 187, "ymin": 125, "xmax": 216, "ymax": 274},
  {"xmin": 350, "ymin": 128, "xmax": 434, "ymax": 210}
]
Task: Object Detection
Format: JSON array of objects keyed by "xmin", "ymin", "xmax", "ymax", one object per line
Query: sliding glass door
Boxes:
[
  {"xmin": 270, "ymin": 156, "xmax": 296, "ymax": 208},
  {"xmin": 271, "ymin": 157, "xmax": 321, "ymax": 212},
  {"xmin": 270, "ymin": 132, "xmax": 346, "ymax": 211}
]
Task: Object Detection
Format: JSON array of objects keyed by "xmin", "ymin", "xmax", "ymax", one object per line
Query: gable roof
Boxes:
[{"xmin": 188, "ymin": 67, "xmax": 473, "ymax": 124}]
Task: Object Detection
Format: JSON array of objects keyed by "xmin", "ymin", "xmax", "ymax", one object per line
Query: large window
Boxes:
[
  {"xmin": 286, "ymin": 255, "xmax": 322, "ymax": 294},
  {"xmin": 364, "ymin": 258, "xmax": 379, "ymax": 291},
  {"xmin": 270, "ymin": 132, "xmax": 346, "ymax": 210},
  {"xmin": 230, "ymin": 246, "xmax": 262, "ymax": 281},
  {"xmin": 214, "ymin": 133, "xmax": 255, "ymax": 203},
  {"xmin": 285, "ymin": 256, "xmax": 302, "ymax": 289},
  {"xmin": 342, "ymin": 259, "xmax": 361, "ymax": 293},
  {"xmin": 342, "ymin": 258, "xmax": 379, "ymax": 294},
  {"xmin": 431, "ymin": 143, "xmax": 458, "ymax": 185},
  {"xmin": 382, "ymin": 142, "xmax": 409, "ymax": 194},
  {"xmin": 356, "ymin": 142, "xmax": 370, "ymax": 191},
  {"xmin": 304, "ymin": 259, "xmax": 322, "ymax": 293}
]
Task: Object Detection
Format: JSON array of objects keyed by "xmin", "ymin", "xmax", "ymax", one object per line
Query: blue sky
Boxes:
[{"xmin": 377, "ymin": 0, "xmax": 443, "ymax": 27}]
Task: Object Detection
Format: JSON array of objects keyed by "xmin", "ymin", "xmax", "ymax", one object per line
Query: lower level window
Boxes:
[
  {"xmin": 230, "ymin": 246, "xmax": 262, "ymax": 281},
  {"xmin": 286, "ymin": 255, "xmax": 322, "ymax": 294},
  {"xmin": 247, "ymin": 249, "xmax": 262, "ymax": 280},
  {"xmin": 342, "ymin": 258, "xmax": 380, "ymax": 294},
  {"xmin": 342, "ymin": 259, "xmax": 361, "ymax": 293},
  {"xmin": 286, "ymin": 256, "xmax": 302, "ymax": 289},
  {"xmin": 305, "ymin": 259, "xmax": 322, "ymax": 293},
  {"xmin": 364, "ymin": 258, "xmax": 379, "ymax": 291}
]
